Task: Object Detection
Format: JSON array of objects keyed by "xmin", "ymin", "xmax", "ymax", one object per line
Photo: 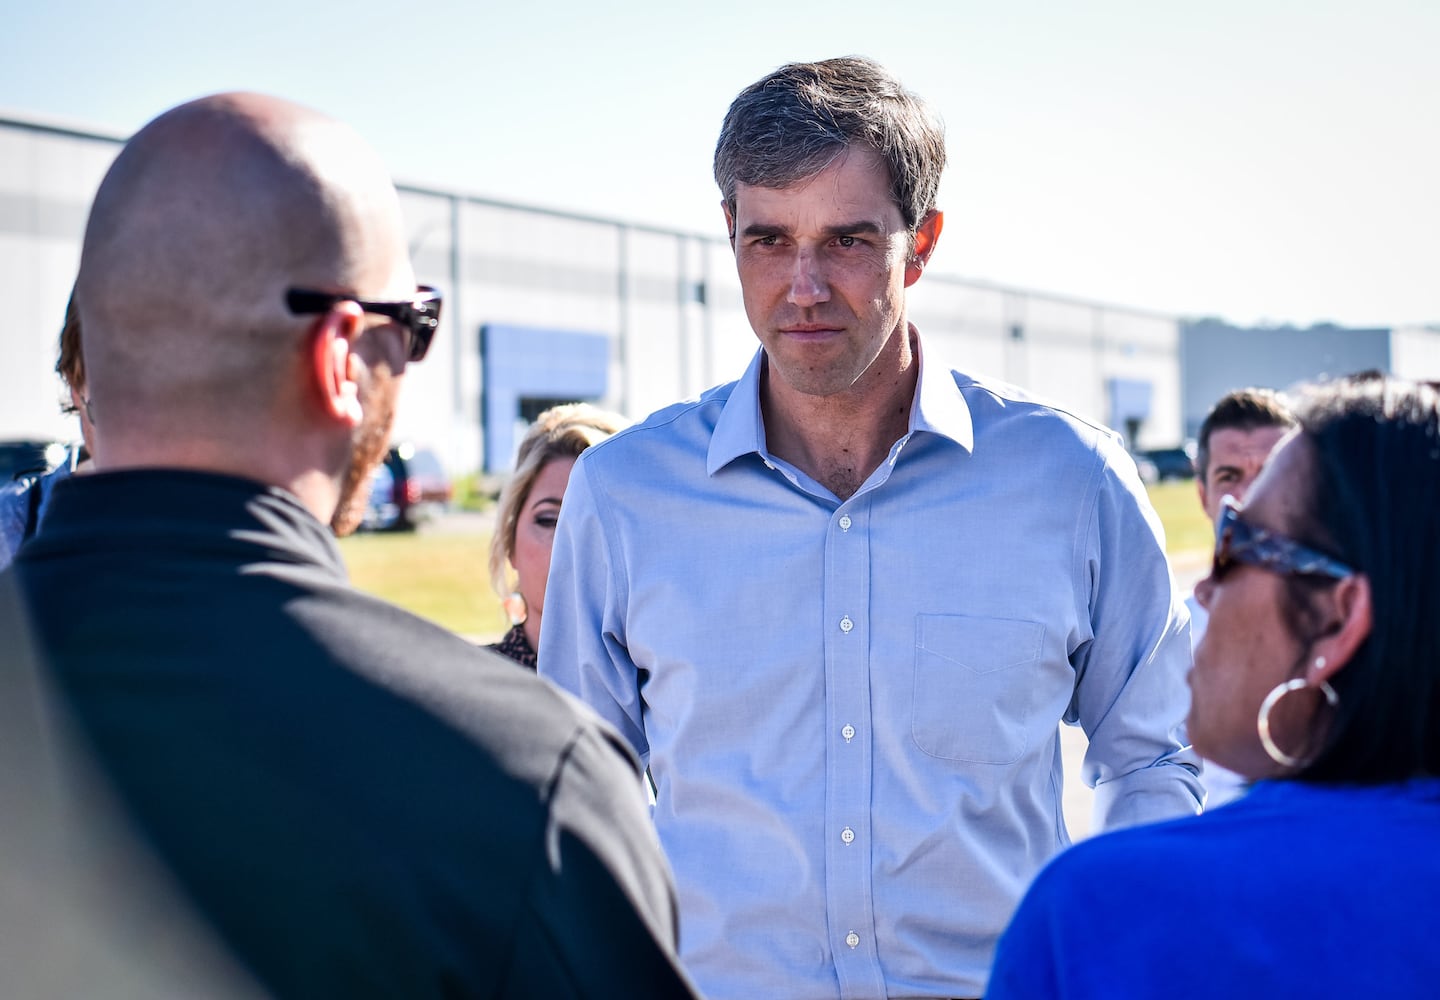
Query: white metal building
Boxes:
[{"xmin": 3, "ymin": 112, "xmax": 1187, "ymax": 476}]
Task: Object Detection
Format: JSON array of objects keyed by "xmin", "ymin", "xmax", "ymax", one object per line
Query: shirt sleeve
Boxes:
[
  {"xmin": 1069, "ymin": 435, "xmax": 1203, "ymax": 831},
  {"xmin": 537, "ymin": 455, "xmax": 649, "ymax": 762},
  {"xmin": 501, "ymin": 723, "xmax": 697, "ymax": 999}
]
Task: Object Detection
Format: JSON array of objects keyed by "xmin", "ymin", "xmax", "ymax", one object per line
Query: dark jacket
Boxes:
[{"xmin": 4, "ymin": 469, "xmax": 695, "ymax": 998}]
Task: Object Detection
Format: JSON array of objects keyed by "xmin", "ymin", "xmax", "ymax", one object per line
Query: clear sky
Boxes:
[{"xmin": 4, "ymin": 0, "xmax": 1436, "ymax": 327}]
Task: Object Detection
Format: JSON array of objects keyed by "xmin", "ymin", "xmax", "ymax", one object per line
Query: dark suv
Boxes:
[
  {"xmin": 1138, "ymin": 443, "xmax": 1197, "ymax": 481},
  {"xmin": 361, "ymin": 444, "xmax": 453, "ymax": 531}
]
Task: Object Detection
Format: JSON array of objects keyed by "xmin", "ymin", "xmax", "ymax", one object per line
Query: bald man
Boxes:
[{"xmin": 1, "ymin": 94, "xmax": 695, "ymax": 998}]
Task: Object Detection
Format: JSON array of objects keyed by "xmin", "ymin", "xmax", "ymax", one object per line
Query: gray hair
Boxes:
[{"xmin": 713, "ymin": 56, "xmax": 946, "ymax": 234}]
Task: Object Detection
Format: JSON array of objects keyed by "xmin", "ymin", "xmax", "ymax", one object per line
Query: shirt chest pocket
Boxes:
[{"xmin": 912, "ymin": 614, "xmax": 1047, "ymax": 764}]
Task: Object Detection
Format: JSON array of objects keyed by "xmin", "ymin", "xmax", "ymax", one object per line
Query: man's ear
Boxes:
[
  {"xmin": 308, "ymin": 303, "xmax": 364, "ymax": 427},
  {"xmin": 904, "ymin": 210, "xmax": 943, "ymax": 288},
  {"xmin": 1309, "ymin": 573, "xmax": 1373, "ymax": 685},
  {"xmin": 721, "ymin": 199, "xmax": 737, "ymax": 248}
]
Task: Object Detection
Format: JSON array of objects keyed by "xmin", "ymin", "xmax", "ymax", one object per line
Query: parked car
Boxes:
[
  {"xmin": 1130, "ymin": 453, "xmax": 1160, "ymax": 485},
  {"xmin": 360, "ymin": 443, "xmax": 453, "ymax": 531},
  {"xmin": 1138, "ymin": 443, "xmax": 1198, "ymax": 481},
  {"xmin": 1, "ymin": 439, "xmax": 68, "ymax": 483}
]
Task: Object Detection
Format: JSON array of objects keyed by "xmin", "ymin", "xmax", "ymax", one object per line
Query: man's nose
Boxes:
[{"xmin": 787, "ymin": 249, "xmax": 829, "ymax": 308}]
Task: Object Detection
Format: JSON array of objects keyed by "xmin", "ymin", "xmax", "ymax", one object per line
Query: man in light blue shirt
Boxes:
[{"xmin": 540, "ymin": 56, "xmax": 1201, "ymax": 1000}]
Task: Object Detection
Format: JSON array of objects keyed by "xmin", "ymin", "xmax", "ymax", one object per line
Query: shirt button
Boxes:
[
  {"xmin": 846, "ymin": 931, "xmax": 860, "ymax": 949},
  {"xmin": 839, "ymin": 514, "xmax": 852, "ymax": 531},
  {"xmin": 841, "ymin": 827, "xmax": 855, "ymax": 845},
  {"xmin": 841, "ymin": 724, "xmax": 855, "ymax": 741},
  {"xmin": 839, "ymin": 616, "xmax": 853, "ymax": 633}
]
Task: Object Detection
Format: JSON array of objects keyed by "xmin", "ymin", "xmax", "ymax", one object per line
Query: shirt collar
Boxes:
[
  {"xmin": 707, "ymin": 349, "xmax": 768, "ymax": 475},
  {"xmin": 908, "ymin": 334, "xmax": 974, "ymax": 453},
  {"xmin": 706, "ymin": 332, "xmax": 975, "ymax": 476}
]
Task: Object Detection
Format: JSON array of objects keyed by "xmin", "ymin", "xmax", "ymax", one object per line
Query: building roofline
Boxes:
[
  {"xmin": 0, "ymin": 108, "xmax": 1179, "ymax": 321},
  {"xmin": 0, "ymin": 108, "xmax": 129, "ymax": 143}
]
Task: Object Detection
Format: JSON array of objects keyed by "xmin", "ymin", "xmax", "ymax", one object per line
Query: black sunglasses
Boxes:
[
  {"xmin": 285, "ymin": 285, "xmax": 442, "ymax": 363},
  {"xmin": 1212, "ymin": 496, "xmax": 1355, "ymax": 582}
]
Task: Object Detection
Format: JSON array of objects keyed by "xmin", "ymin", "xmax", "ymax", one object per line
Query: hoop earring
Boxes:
[
  {"xmin": 503, "ymin": 590, "xmax": 528, "ymax": 627},
  {"xmin": 1257, "ymin": 678, "xmax": 1339, "ymax": 769}
]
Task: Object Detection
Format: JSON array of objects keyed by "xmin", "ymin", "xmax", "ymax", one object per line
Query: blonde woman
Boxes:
[{"xmin": 488, "ymin": 403, "xmax": 628, "ymax": 667}]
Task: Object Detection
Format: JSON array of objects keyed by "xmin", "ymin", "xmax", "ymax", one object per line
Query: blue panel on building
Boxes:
[
  {"xmin": 1108, "ymin": 377, "xmax": 1153, "ymax": 423},
  {"xmin": 482, "ymin": 324, "xmax": 609, "ymax": 472}
]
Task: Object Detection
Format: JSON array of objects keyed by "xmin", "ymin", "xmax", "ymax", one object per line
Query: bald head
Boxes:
[{"xmin": 77, "ymin": 92, "xmax": 414, "ymax": 452}]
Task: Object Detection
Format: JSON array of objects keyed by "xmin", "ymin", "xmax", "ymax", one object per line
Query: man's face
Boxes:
[
  {"xmin": 723, "ymin": 145, "xmax": 934, "ymax": 400},
  {"xmin": 1197, "ymin": 425, "xmax": 1291, "ymax": 523}
]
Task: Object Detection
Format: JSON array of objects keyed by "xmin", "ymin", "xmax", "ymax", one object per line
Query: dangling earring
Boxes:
[
  {"xmin": 1257, "ymin": 678, "xmax": 1339, "ymax": 768},
  {"xmin": 503, "ymin": 590, "xmax": 528, "ymax": 627}
]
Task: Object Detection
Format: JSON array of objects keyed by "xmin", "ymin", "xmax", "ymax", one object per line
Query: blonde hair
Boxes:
[{"xmin": 488, "ymin": 402, "xmax": 629, "ymax": 600}]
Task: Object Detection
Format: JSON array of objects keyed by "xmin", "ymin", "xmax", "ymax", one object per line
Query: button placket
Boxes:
[{"xmin": 824, "ymin": 498, "xmax": 879, "ymax": 991}]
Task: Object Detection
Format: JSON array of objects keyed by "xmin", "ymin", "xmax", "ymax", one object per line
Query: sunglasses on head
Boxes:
[
  {"xmin": 285, "ymin": 285, "xmax": 442, "ymax": 363},
  {"xmin": 1212, "ymin": 495, "xmax": 1355, "ymax": 582}
]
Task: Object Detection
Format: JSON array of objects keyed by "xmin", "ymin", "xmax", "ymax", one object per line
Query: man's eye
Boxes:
[
  {"xmin": 757, "ymin": 235, "xmax": 779, "ymax": 246},
  {"xmin": 837, "ymin": 236, "xmax": 856, "ymax": 248}
]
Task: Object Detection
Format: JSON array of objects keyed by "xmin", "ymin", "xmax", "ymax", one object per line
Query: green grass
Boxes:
[
  {"xmin": 336, "ymin": 529, "xmax": 509, "ymax": 641},
  {"xmin": 1146, "ymin": 479, "xmax": 1212, "ymax": 555},
  {"xmin": 338, "ymin": 480, "xmax": 1213, "ymax": 637}
]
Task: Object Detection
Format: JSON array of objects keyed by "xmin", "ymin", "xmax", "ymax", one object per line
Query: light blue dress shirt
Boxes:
[{"xmin": 540, "ymin": 341, "xmax": 1201, "ymax": 1000}]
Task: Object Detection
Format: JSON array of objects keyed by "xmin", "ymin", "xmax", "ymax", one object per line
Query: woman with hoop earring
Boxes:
[{"xmin": 988, "ymin": 376, "xmax": 1440, "ymax": 998}]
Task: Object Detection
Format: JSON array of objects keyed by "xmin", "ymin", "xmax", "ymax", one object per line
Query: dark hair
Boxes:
[
  {"xmin": 1285, "ymin": 377, "xmax": 1440, "ymax": 783},
  {"xmin": 56, "ymin": 288, "xmax": 85, "ymax": 413},
  {"xmin": 713, "ymin": 56, "xmax": 946, "ymax": 236},
  {"xmin": 1194, "ymin": 387, "xmax": 1296, "ymax": 483}
]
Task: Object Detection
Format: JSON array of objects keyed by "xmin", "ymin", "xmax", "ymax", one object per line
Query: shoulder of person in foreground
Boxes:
[
  {"xmin": 987, "ymin": 813, "xmax": 1210, "ymax": 999},
  {"xmin": 23, "ymin": 538, "xmax": 693, "ymax": 997},
  {"xmin": 312, "ymin": 593, "xmax": 695, "ymax": 995},
  {"xmin": 499, "ymin": 701, "xmax": 698, "ymax": 998}
]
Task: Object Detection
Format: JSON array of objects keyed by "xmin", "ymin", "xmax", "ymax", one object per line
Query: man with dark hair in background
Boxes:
[
  {"xmin": 2, "ymin": 92, "xmax": 695, "ymax": 998},
  {"xmin": 542, "ymin": 57, "xmax": 1201, "ymax": 999},
  {"xmin": 1188, "ymin": 386, "xmax": 1297, "ymax": 805}
]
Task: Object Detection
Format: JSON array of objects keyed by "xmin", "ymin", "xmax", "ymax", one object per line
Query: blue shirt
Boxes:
[
  {"xmin": 539, "ymin": 342, "xmax": 1201, "ymax": 999},
  {"xmin": 0, "ymin": 460, "xmax": 73, "ymax": 572},
  {"xmin": 989, "ymin": 778, "xmax": 1440, "ymax": 998}
]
